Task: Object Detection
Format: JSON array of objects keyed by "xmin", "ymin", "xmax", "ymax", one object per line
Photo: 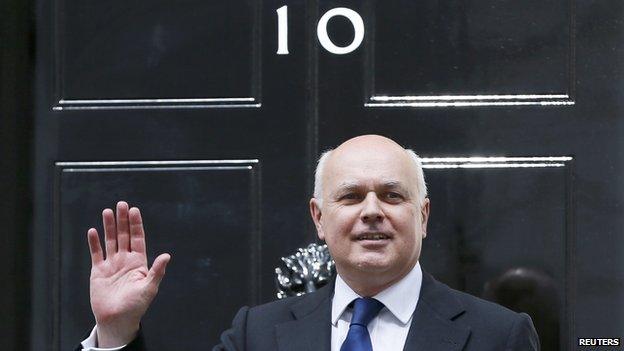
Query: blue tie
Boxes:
[{"xmin": 340, "ymin": 298, "xmax": 385, "ymax": 351}]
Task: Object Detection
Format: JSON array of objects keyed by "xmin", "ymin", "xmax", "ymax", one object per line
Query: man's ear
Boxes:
[
  {"xmin": 420, "ymin": 198, "xmax": 430, "ymax": 238},
  {"xmin": 309, "ymin": 198, "xmax": 325, "ymax": 240}
]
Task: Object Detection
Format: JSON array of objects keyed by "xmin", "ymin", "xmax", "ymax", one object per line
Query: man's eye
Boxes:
[
  {"xmin": 385, "ymin": 192, "xmax": 403, "ymax": 200},
  {"xmin": 341, "ymin": 193, "xmax": 360, "ymax": 200}
]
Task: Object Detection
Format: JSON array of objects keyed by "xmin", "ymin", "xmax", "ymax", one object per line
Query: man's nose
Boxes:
[{"xmin": 360, "ymin": 192, "xmax": 385, "ymax": 223}]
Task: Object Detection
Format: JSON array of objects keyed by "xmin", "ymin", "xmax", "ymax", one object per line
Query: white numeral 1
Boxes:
[{"xmin": 276, "ymin": 5, "xmax": 289, "ymax": 55}]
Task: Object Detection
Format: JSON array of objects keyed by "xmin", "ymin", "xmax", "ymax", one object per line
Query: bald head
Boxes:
[
  {"xmin": 313, "ymin": 135, "xmax": 427, "ymax": 206},
  {"xmin": 309, "ymin": 135, "xmax": 430, "ymax": 295}
]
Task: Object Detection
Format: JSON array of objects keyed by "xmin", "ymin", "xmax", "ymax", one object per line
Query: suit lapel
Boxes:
[
  {"xmin": 274, "ymin": 270, "xmax": 471, "ymax": 351},
  {"xmin": 275, "ymin": 282, "xmax": 333, "ymax": 351},
  {"xmin": 403, "ymin": 272, "xmax": 471, "ymax": 351}
]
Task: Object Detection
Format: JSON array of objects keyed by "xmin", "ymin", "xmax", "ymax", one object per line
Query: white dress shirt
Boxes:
[
  {"xmin": 82, "ymin": 262, "xmax": 423, "ymax": 351},
  {"xmin": 81, "ymin": 325, "xmax": 125, "ymax": 351},
  {"xmin": 331, "ymin": 262, "xmax": 422, "ymax": 351}
]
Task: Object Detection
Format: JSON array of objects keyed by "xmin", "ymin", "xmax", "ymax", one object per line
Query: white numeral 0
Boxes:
[{"xmin": 317, "ymin": 7, "xmax": 365, "ymax": 55}]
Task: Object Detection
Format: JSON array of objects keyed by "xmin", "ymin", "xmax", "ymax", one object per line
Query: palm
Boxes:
[
  {"xmin": 87, "ymin": 202, "xmax": 170, "ymax": 329},
  {"xmin": 91, "ymin": 251, "xmax": 151, "ymax": 323}
]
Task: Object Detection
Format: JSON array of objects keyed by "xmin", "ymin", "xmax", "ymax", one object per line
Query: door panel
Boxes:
[
  {"xmin": 366, "ymin": 0, "xmax": 572, "ymax": 104},
  {"xmin": 56, "ymin": 0, "xmax": 261, "ymax": 107},
  {"xmin": 422, "ymin": 158, "xmax": 572, "ymax": 351},
  {"xmin": 56, "ymin": 161, "xmax": 260, "ymax": 349}
]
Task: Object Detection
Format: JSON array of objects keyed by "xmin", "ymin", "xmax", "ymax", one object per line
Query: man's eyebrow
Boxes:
[
  {"xmin": 332, "ymin": 181, "xmax": 409, "ymax": 192},
  {"xmin": 380, "ymin": 180, "xmax": 406, "ymax": 189},
  {"xmin": 334, "ymin": 181, "xmax": 361, "ymax": 192},
  {"xmin": 380, "ymin": 181, "xmax": 411, "ymax": 194},
  {"xmin": 329, "ymin": 182, "xmax": 362, "ymax": 197}
]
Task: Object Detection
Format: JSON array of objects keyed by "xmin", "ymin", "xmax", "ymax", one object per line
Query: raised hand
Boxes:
[{"xmin": 87, "ymin": 201, "xmax": 171, "ymax": 347}]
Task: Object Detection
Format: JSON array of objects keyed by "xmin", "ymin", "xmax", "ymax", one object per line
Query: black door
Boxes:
[{"xmin": 29, "ymin": 0, "xmax": 623, "ymax": 350}]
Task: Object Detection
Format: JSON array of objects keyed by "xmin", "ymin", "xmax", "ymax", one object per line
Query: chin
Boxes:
[{"xmin": 353, "ymin": 256, "xmax": 394, "ymax": 273}]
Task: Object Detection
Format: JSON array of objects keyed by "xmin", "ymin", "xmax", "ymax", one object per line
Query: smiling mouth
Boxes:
[{"xmin": 355, "ymin": 233, "xmax": 391, "ymax": 241}]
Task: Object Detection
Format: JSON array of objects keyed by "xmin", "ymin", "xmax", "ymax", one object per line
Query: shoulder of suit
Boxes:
[
  {"xmin": 441, "ymin": 282, "xmax": 526, "ymax": 323},
  {"xmin": 245, "ymin": 287, "xmax": 326, "ymax": 323},
  {"xmin": 422, "ymin": 273, "xmax": 525, "ymax": 323},
  {"xmin": 426, "ymin": 279, "xmax": 537, "ymax": 348},
  {"xmin": 248, "ymin": 293, "xmax": 308, "ymax": 313}
]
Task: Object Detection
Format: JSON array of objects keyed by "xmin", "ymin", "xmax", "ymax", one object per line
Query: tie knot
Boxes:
[{"xmin": 350, "ymin": 298, "xmax": 384, "ymax": 327}]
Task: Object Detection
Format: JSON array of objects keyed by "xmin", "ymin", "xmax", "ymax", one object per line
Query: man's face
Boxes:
[{"xmin": 310, "ymin": 137, "xmax": 429, "ymax": 283}]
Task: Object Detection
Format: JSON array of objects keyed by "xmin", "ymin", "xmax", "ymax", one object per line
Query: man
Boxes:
[{"xmin": 79, "ymin": 135, "xmax": 539, "ymax": 350}]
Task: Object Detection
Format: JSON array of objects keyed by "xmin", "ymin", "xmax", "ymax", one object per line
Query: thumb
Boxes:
[{"xmin": 147, "ymin": 253, "xmax": 171, "ymax": 289}]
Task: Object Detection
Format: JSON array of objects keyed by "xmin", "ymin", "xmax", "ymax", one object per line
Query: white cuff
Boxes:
[{"xmin": 80, "ymin": 325, "xmax": 128, "ymax": 351}]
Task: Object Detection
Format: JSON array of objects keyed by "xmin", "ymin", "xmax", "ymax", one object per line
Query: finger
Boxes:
[
  {"xmin": 116, "ymin": 201, "xmax": 130, "ymax": 252},
  {"xmin": 102, "ymin": 208, "xmax": 117, "ymax": 257},
  {"xmin": 147, "ymin": 253, "xmax": 171, "ymax": 290},
  {"xmin": 87, "ymin": 228, "xmax": 103, "ymax": 265},
  {"xmin": 129, "ymin": 207, "xmax": 146, "ymax": 253}
]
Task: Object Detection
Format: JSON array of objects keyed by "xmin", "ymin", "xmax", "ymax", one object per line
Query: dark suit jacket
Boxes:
[{"xmin": 80, "ymin": 271, "xmax": 539, "ymax": 350}]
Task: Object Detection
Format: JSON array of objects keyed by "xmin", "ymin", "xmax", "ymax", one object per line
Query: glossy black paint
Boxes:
[
  {"xmin": 23, "ymin": 0, "xmax": 624, "ymax": 350},
  {"xmin": 56, "ymin": 163, "xmax": 260, "ymax": 349}
]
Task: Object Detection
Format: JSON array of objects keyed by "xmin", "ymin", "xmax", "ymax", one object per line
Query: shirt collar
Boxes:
[{"xmin": 331, "ymin": 262, "xmax": 423, "ymax": 325}]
